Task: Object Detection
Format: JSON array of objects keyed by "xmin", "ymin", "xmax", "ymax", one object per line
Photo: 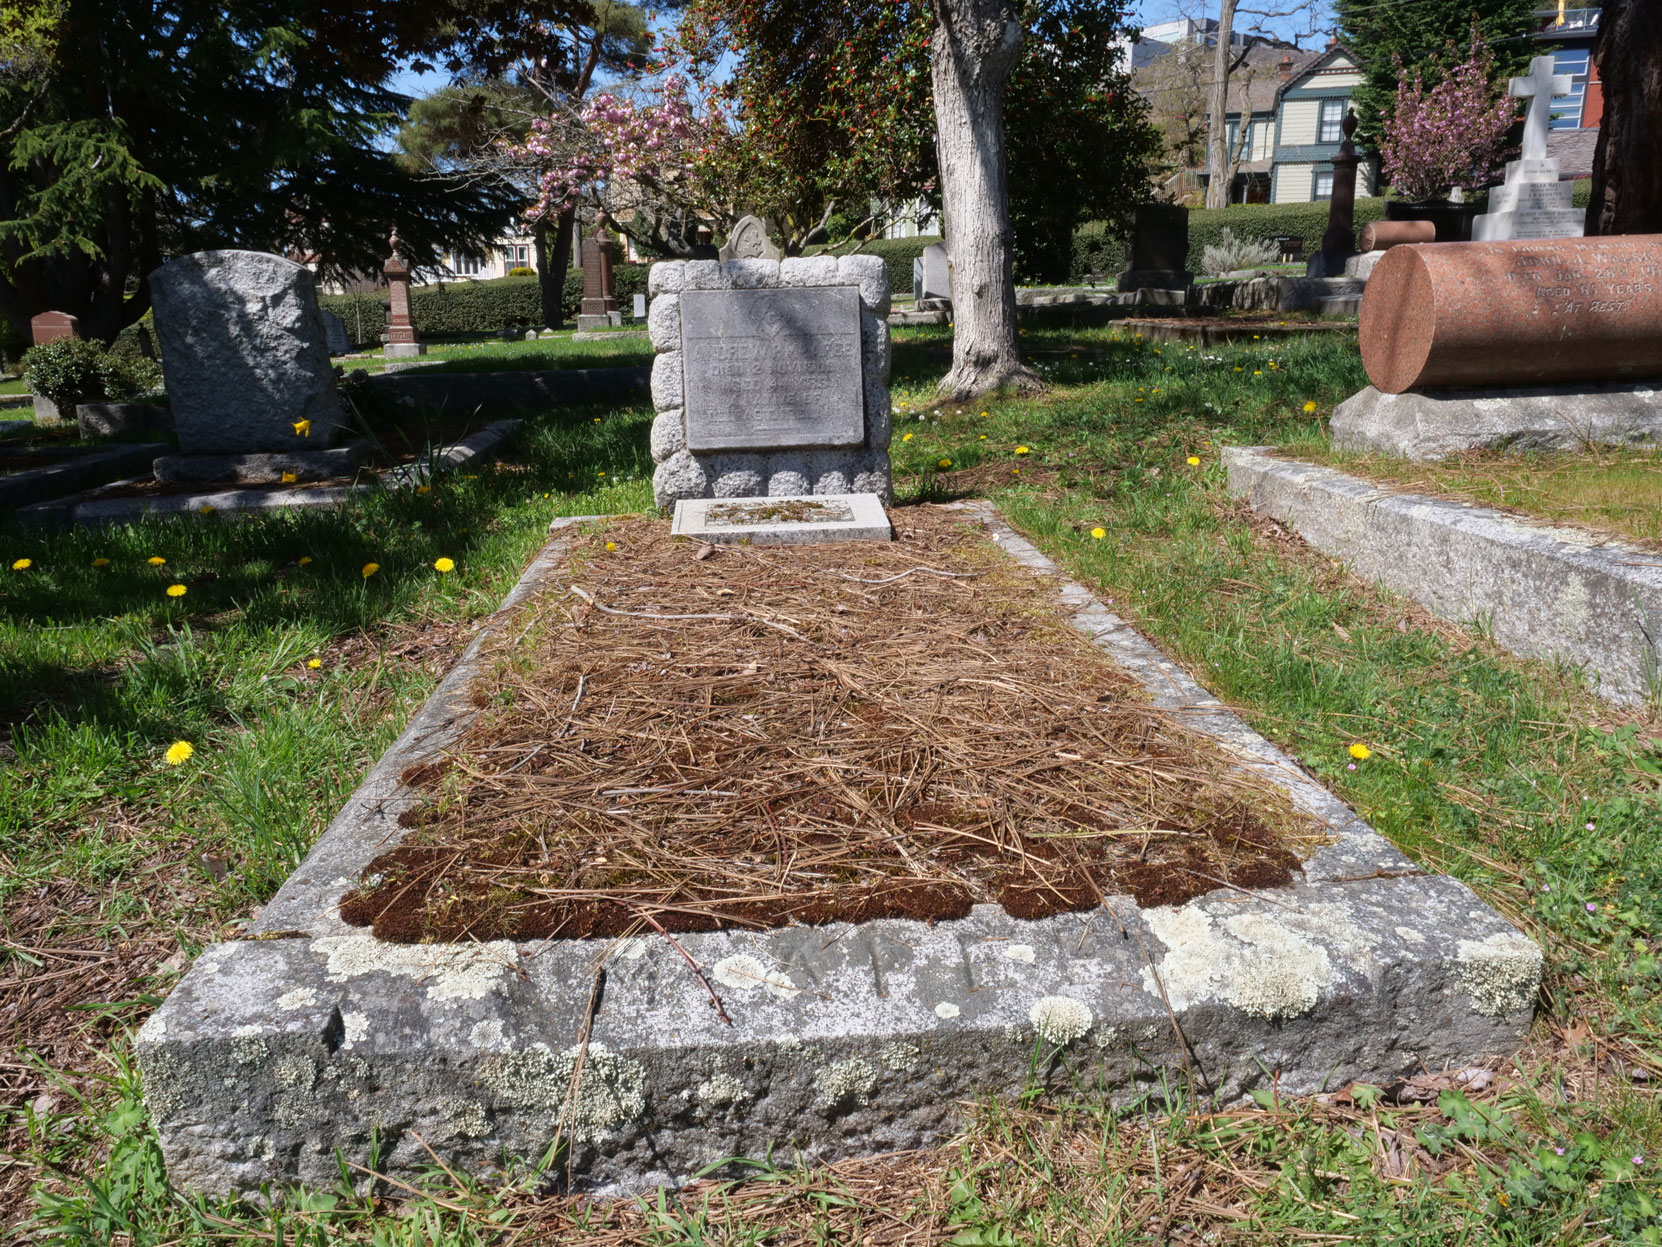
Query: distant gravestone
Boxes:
[
  {"xmin": 1472, "ymin": 57, "xmax": 1585, "ymax": 242},
  {"xmin": 719, "ymin": 215, "xmax": 783, "ymax": 262},
  {"xmin": 30, "ymin": 311, "xmax": 80, "ymax": 345},
  {"xmin": 578, "ymin": 223, "xmax": 621, "ymax": 331},
  {"xmin": 320, "ymin": 309, "xmax": 350, "ymax": 356},
  {"xmin": 914, "ymin": 243, "xmax": 951, "ymax": 305},
  {"xmin": 149, "ymin": 250, "xmax": 341, "ymax": 454},
  {"xmin": 1118, "ymin": 204, "xmax": 1194, "ymax": 292},
  {"xmin": 382, "ymin": 230, "xmax": 426, "ymax": 358},
  {"xmin": 633, "ymin": 293, "xmax": 647, "ymax": 320}
]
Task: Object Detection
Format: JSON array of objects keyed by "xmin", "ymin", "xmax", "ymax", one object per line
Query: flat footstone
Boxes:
[{"xmin": 671, "ymin": 492, "xmax": 892, "ymax": 545}]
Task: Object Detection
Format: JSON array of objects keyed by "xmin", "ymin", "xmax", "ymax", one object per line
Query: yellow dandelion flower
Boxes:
[
  {"xmin": 979, "ymin": 434, "xmax": 988, "ymax": 440},
  {"xmin": 1349, "ymin": 743, "xmax": 1372, "ymax": 761},
  {"xmin": 92, "ymin": 557, "xmax": 110, "ymax": 567},
  {"xmin": 1303, "ymin": 401, "xmax": 1318, "ymax": 414},
  {"xmin": 902, "ymin": 432, "xmax": 913, "ymax": 442},
  {"xmin": 1187, "ymin": 456, "xmax": 1201, "ymax": 466},
  {"xmin": 937, "ymin": 458, "xmax": 952, "ymax": 469},
  {"xmin": 1253, "ymin": 370, "xmax": 1262, "ymax": 376},
  {"xmin": 361, "ymin": 562, "xmax": 380, "ymax": 579},
  {"xmin": 292, "ymin": 419, "xmax": 311, "ymax": 437},
  {"xmin": 198, "ymin": 505, "xmax": 214, "ymax": 514},
  {"xmin": 166, "ymin": 583, "xmax": 187, "ymax": 598},
  {"xmin": 298, "ymin": 556, "xmax": 313, "ymax": 566},
  {"xmin": 433, "ymin": 557, "xmax": 455, "ymax": 573},
  {"xmin": 164, "ymin": 740, "xmax": 194, "ymax": 766},
  {"xmin": 10, "ymin": 557, "xmax": 30, "ymax": 571},
  {"xmin": 605, "ymin": 541, "xmax": 617, "ymax": 552},
  {"xmin": 979, "ymin": 411, "xmax": 988, "ymax": 418},
  {"xmin": 415, "ymin": 485, "xmax": 431, "ymax": 495},
  {"xmin": 1015, "ymin": 446, "xmax": 1030, "ymax": 456},
  {"xmin": 281, "ymin": 471, "xmax": 298, "ymax": 484},
  {"xmin": 148, "ymin": 556, "xmax": 166, "ymax": 566},
  {"xmin": 1090, "ymin": 527, "xmax": 1106, "ymax": 540},
  {"xmin": 307, "ymin": 658, "xmax": 322, "ymax": 669}
]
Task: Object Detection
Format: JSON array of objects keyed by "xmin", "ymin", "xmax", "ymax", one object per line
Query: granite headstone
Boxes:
[
  {"xmin": 719, "ymin": 215, "xmax": 783, "ymax": 262},
  {"xmin": 915, "ymin": 243, "xmax": 951, "ymax": 305},
  {"xmin": 320, "ymin": 309, "xmax": 351, "ymax": 356},
  {"xmin": 1472, "ymin": 57, "xmax": 1584, "ymax": 243},
  {"xmin": 149, "ymin": 250, "xmax": 341, "ymax": 454}
]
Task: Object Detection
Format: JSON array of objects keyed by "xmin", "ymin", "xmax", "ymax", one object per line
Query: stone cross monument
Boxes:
[
  {"xmin": 382, "ymin": 228, "xmax": 426, "ymax": 358},
  {"xmin": 1472, "ymin": 56, "xmax": 1584, "ymax": 242}
]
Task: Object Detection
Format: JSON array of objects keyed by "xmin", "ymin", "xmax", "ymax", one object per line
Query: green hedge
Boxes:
[
  {"xmin": 319, "ymin": 266, "xmax": 652, "ymax": 347},
  {"xmin": 1072, "ymin": 198, "xmax": 1390, "ymax": 280}
]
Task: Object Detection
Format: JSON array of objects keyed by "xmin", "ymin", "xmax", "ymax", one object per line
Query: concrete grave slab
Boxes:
[
  {"xmin": 138, "ymin": 504, "xmax": 1541, "ymax": 1200},
  {"xmin": 671, "ymin": 492, "xmax": 892, "ymax": 545}
]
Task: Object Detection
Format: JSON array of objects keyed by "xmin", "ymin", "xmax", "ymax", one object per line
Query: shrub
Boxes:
[
  {"xmin": 1201, "ymin": 228, "xmax": 1281, "ymax": 276},
  {"xmin": 23, "ymin": 337, "xmax": 161, "ymax": 406},
  {"xmin": 829, "ymin": 236, "xmax": 940, "ymax": 302},
  {"xmin": 1380, "ymin": 40, "xmax": 1515, "ymax": 200},
  {"xmin": 507, "ymin": 266, "xmax": 536, "ymax": 277}
]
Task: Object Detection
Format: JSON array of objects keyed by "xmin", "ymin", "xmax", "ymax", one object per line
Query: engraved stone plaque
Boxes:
[{"xmin": 680, "ymin": 286, "xmax": 865, "ymax": 451}]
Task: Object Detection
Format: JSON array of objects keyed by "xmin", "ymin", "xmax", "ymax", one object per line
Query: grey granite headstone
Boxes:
[
  {"xmin": 681, "ymin": 286, "xmax": 864, "ymax": 451},
  {"xmin": 320, "ymin": 309, "xmax": 351, "ymax": 356},
  {"xmin": 718, "ymin": 215, "xmax": 783, "ymax": 262},
  {"xmin": 917, "ymin": 243, "xmax": 951, "ymax": 303},
  {"xmin": 150, "ymin": 251, "xmax": 341, "ymax": 453}
]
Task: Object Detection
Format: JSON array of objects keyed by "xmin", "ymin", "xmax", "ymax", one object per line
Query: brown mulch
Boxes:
[{"xmin": 341, "ymin": 506, "xmax": 1322, "ymax": 944}]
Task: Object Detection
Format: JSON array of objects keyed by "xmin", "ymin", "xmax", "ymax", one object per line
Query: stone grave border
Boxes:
[
  {"xmin": 0, "ymin": 441, "xmax": 171, "ymax": 516},
  {"xmin": 1225, "ymin": 446, "xmax": 1662, "ymax": 706},
  {"xmin": 15, "ymin": 420, "xmax": 520, "ymax": 530},
  {"xmin": 136, "ymin": 501, "xmax": 1540, "ymax": 1200}
]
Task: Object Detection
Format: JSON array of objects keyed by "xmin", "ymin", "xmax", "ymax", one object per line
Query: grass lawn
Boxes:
[
  {"xmin": 1287, "ymin": 440, "xmax": 1662, "ymax": 550},
  {"xmin": 355, "ymin": 332, "xmax": 654, "ymax": 375},
  {"xmin": 4, "ymin": 324, "xmax": 1661, "ymax": 1241}
]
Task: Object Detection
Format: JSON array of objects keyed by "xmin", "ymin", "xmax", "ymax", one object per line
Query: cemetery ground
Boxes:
[{"xmin": 3, "ymin": 326, "xmax": 1661, "ymax": 1240}]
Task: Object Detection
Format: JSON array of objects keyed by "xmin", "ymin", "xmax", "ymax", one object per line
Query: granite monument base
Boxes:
[
  {"xmin": 383, "ymin": 342, "xmax": 427, "ymax": 359},
  {"xmin": 577, "ymin": 312, "xmax": 623, "ymax": 331},
  {"xmin": 153, "ymin": 441, "xmax": 372, "ymax": 486},
  {"xmin": 1331, "ymin": 382, "xmax": 1662, "ymax": 460}
]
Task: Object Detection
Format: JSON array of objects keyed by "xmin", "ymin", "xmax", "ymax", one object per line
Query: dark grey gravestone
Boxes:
[
  {"xmin": 680, "ymin": 286, "xmax": 865, "ymax": 452},
  {"xmin": 320, "ymin": 309, "xmax": 351, "ymax": 356},
  {"xmin": 149, "ymin": 251, "xmax": 341, "ymax": 454}
]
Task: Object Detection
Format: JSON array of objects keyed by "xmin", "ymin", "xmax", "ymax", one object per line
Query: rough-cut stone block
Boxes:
[
  {"xmin": 683, "ymin": 261, "xmax": 724, "ymax": 290},
  {"xmin": 653, "ymin": 449, "xmax": 707, "ymax": 505},
  {"xmin": 709, "ymin": 452, "xmax": 767, "ymax": 497},
  {"xmin": 149, "ymin": 250, "xmax": 342, "ymax": 454},
  {"xmin": 781, "ymin": 256, "xmax": 841, "ymax": 287},
  {"xmin": 718, "ymin": 259, "xmax": 781, "ymax": 289},
  {"xmin": 862, "ymin": 310, "xmax": 891, "ymax": 384},
  {"xmin": 1225, "ymin": 447, "xmax": 1662, "ymax": 705},
  {"xmin": 837, "ymin": 255, "xmax": 890, "ymax": 316},
  {"xmin": 647, "ymin": 294, "xmax": 681, "ymax": 352},
  {"xmin": 864, "ymin": 379, "xmax": 892, "ymax": 449},
  {"xmin": 648, "ymin": 262, "xmax": 687, "ymax": 297},
  {"xmin": 650, "ymin": 411, "xmax": 687, "ymax": 462},
  {"xmin": 136, "ymin": 507, "xmax": 1538, "ymax": 1199},
  {"xmin": 651, "ymin": 352, "xmax": 684, "ymax": 413},
  {"xmin": 1330, "ymin": 382, "xmax": 1662, "ymax": 460},
  {"xmin": 152, "ymin": 441, "xmax": 370, "ymax": 486},
  {"xmin": 680, "ymin": 287, "xmax": 864, "ymax": 452}
]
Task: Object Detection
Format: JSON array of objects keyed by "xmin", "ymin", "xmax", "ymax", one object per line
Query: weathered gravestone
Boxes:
[
  {"xmin": 578, "ymin": 219, "xmax": 621, "ymax": 331},
  {"xmin": 382, "ymin": 231, "xmax": 426, "ymax": 359},
  {"xmin": 1330, "ymin": 234, "xmax": 1662, "ymax": 458},
  {"xmin": 30, "ymin": 311, "xmax": 80, "ymax": 345},
  {"xmin": 913, "ymin": 242, "xmax": 951, "ymax": 306},
  {"xmin": 648, "ymin": 256, "xmax": 892, "ymax": 506},
  {"xmin": 149, "ymin": 250, "xmax": 364, "ymax": 481},
  {"xmin": 719, "ymin": 215, "xmax": 783, "ymax": 262},
  {"xmin": 320, "ymin": 309, "xmax": 351, "ymax": 356},
  {"xmin": 1472, "ymin": 57, "xmax": 1585, "ymax": 243},
  {"xmin": 1117, "ymin": 203, "xmax": 1193, "ymax": 293}
]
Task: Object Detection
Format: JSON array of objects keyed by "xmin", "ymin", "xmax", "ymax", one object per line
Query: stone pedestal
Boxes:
[
  {"xmin": 384, "ymin": 342, "xmax": 427, "ymax": 359},
  {"xmin": 1471, "ymin": 159, "xmax": 1585, "ymax": 241},
  {"xmin": 580, "ymin": 223, "xmax": 618, "ymax": 320},
  {"xmin": 576, "ymin": 312, "xmax": 622, "ymax": 332},
  {"xmin": 383, "ymin": 231, "xmax": 425, "ymax": 358}
]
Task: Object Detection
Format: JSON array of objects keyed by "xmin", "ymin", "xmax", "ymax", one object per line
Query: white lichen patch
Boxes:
[
  {"xmin": 712, "ymin": 953, "xmax": 800, "ymax": 999},
  {"xmin": 341, "ymin": 1012, "xmax": 370, "ymax": 1049},
  {"xmin": 934, "ymin": 1002, "xmax": 961, "ymax": 1020},
  {"xmin": 231, "ymin": 1036, "xmax": 267, "ymax": 1067},
  {"xmin": 273, "ymin": 1054, "xmax": 317, "ymax": 1091},
  {"xmin": 1140, "ymin": 901, "xmax": 1370, "ymax": 1020},
  {"xmin": 446, "ymin": 1098, "xmax": 492, "ymax": 1139},
  {"xmin": 276, "ymin": 987, "xmax": 318, "ymax": 1011},
  {"xmin": 1029, "ymin": 996, "xmax": 1094, "ymax": 1044},
  {"xmin": 470, "ymin": 1019, "xmax": 507, "ymax": 1050},
  {"xmin": 480, "ymin": 1042, "xmax": 647, "ymax": 1142},
  {"xmin": 311, "ymin": 935, "xmax": 518, "ymax": 1003},
  {"xmin": 1395, "ymin": 926, "xmax": 1426, "ymax": 945},
  {"xmin": 814, "ymin": 1057, "xmax": 879, "ymax": 1111},
  {"xmin": 616, "ymin": 937, "xmax": 650, "ymax": 961},
  {"xmin": 1456, "ymin": 931, "xmax": 1543, "ymax": 1016},
  {"xmin": 136, "ymin": 1013, "xmax": 166, "ymax": 1043},
  {"xmin": 776, "ymin": 1035, "xmax": 803, "ymax": 1050},
  {"xmin": 697, "ymin": 1071, "xmax": 750, "ymax": 1108},
  {"xmin": 1003, "ymin": 944, "xmax": 1037, "ymax": 964},
  {"xmin": 1092, "ymin": 1025, "xmax": 1123, "ymax": 1049},
  {"xmin": 880, "ymin": 1041, "xmax": 921, "ymax": 1072}
]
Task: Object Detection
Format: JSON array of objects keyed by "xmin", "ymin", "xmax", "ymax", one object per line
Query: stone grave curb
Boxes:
[
  {"xmin": 0, "ymin": 441, "xmax": 170, "ymax": 516},
  {"xmin": 136, "ymin": 503, "xmax": 1541, "ymax": 1200},
  {"xmin": 15, "ymin": 421, "xmax": 521, "ymax": 530},
  {"xmin": 366, "ymin": 365, "xmax": 650, "ymax": 417},
  {"xmin": 1117, "ymin": 319, "xmax": 1356, "ymax": 347},
  {"xmin": 1224, "ymin": 446, "xmax": 1662, "ymax": 705}
]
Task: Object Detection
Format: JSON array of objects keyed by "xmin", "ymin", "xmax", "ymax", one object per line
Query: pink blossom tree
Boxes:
[{"xmin": 1379, "ymin": 41, "xmax": 1517, "ymax": 201}]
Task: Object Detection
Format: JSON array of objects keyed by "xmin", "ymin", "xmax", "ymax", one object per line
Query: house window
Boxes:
[
  {"xmin": 454, "ymin": 254, "xmax": 482, "ymax": 277},
  {"xmin": 1314, "ymin": 170, "xmax": 1334, "ymax": 202},
  {"xmin": 1551, "ymin": 48, "xmax": 1590, "ymax": 129},
  {"xmin": 1318, "ymin": 98, "xmax": 1346, "ymax": 144},
  {"xmin": 502, "ymin": 244, "xmax": 531, "ymax": 272}
]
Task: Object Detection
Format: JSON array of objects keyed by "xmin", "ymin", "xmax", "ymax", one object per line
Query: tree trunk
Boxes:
[
  {"xmin": 930, "ymin": 0, "xmax": 1040, "ymax": 401},
  {"xmin": 537, "ymin": 209, "xmax": 577, "ymax": 328},
  {"xmin": 1586, "ymin": 0, "xmax": 1662, "ymax": 235},
  {"xmin": 1205, "ymin": 0, "xmax": 1239, "ymax": 211}
]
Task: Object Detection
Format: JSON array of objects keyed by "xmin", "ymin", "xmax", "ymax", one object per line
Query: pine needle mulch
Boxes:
[{"xmin": 341, "ymin": 506, "xmax": 1324, "ymax": 943}]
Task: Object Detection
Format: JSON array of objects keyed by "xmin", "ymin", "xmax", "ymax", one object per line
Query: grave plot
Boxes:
[{"xmin": 138, "ymin": 504, "xmax": 1541, "ymax": 1200}]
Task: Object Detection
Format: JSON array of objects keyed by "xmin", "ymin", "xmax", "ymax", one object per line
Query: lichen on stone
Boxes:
[
  {"xmin": 341, "ymin": 1012, "xmax": 370, "ymax": 1048},
  {"xmin": 480, "ymin": 1041, "xmax": 647, "ymax": 1143},
  {"xmin": 1003, "ymin": 944, "xmax": 1037, "ymax": 964},
  {"xmin": 311, "ymin": 934, "xmax": 517, "ymax": 1003},
  {"xmin": 880, "ymin": 1041, "xmax": 921, "ymax": 1072},
  {"xmin": 470, "ymin": 1019, "xmax": 507, "ymax": 1050},
  {"xmin": 934, "ymin": 1002, "xmax": 961, "ymax": 1020},
  {"xmin": 814, "ymin": 1057, "xmax": 879, "ymax": 1112},
  {"xmin": 712, "ymin": 953, "xmax": 800, "ymax": 999},
  {"xmin": 446, "ymin": 1098, "xmax": 493, "ymax": 1139},
  {"xmin": 697, "ymin": 1071, "xmax": 749, "ymax": 1108},
  {"xmin": 231, "ymin": 1036, "xmax": 268, "ymax": 1067},
  {"xmin": 274, "ymin": 1054, "xmax": 317, "ymax": 1091},
  {"xmin": 276, "ymin": 987, "xmax": 318, "ymax": 1011},
  {"xmin": 1455, "ymin": 931, "xmax": 1542, "ymax": 1016},
  {"xmin": 1029, "ymin": 996, "xmax": 1094, "ymax": 1044}
]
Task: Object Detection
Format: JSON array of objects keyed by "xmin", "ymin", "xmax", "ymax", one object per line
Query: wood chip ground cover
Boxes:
[{"xmin": 341, "ymin": 506, "xmax": 1318, "ymax": 943}]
